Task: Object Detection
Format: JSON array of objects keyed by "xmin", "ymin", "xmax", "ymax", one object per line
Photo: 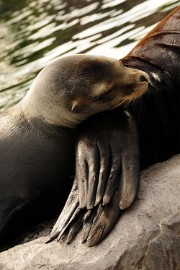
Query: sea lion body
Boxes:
[
  {"xmin": 0, "ymin": 106, "xmax": 76, "ymax": 246},
  {"xmin": 49, "ymin": 7, "xmax": 180, "ymax": 246},
  {"xmin": 0, "ymin": 55, "xmax": 148, "ymax": 248},
  {"xmin": 122, "ymin": 6, "xmax": 180, "ymax": 167}
]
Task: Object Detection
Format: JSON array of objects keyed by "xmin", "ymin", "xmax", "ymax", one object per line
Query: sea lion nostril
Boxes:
[{"xmin": 139, "ymin": 74, "xmax": 148, "ymax": 82}]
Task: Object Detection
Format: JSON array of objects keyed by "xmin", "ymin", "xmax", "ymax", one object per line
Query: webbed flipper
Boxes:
[
  {"xmin": 47, "ymin": 186, "xmax": 121, "ymax": 247},
  {"xmin": 46, "ymin": 179, "xmax": 81, "ymax": 243},
  {"xmin": 86, "ymin": 190, "xmax": 121, "ymax": 246}
]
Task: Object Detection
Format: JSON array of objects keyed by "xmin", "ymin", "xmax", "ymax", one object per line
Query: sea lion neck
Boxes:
[
  {"xmin": 5, "ymin": 103, "xmax": 77, "ymax": 141},
  {"xmin": 20, "ymin": 91, "xmax": 87, "ymax": 129},
  {"xmin": 23, "ymin": 115, "xmax": 78, "ymax": 140}
]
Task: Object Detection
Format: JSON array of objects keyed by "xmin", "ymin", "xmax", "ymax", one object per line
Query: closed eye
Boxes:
[{"xmin": 94, "ymin": 88, "xmax": 114, "ymax": 101}]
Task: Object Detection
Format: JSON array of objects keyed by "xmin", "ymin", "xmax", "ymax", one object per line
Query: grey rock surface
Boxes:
[{"xmin": 0, "ymin": 155, "xmax": 180, "ymax": 270}]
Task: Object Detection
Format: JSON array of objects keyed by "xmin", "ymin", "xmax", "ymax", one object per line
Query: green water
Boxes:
[{"xmin": 0, "ymin": 0, "xmax": 179, "ymax": 112}]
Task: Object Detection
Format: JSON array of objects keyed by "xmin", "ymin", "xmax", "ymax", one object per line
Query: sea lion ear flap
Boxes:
[
  {"xmin": 71, "ymin": 98, "xmax": 89, "ymax": 113},
  {"xmin": 71, "ymin": 100, "xmax": 79, "ymax": 112}
]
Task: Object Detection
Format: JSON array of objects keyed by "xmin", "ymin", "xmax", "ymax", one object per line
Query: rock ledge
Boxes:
[{"xmin": 0, "ymin": 155, "xmax": 180, "ymax": 270}]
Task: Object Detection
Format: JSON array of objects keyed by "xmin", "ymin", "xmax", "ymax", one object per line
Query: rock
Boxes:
[{"xmin": 0, "ymin": 155, "xmax": 180, "ymax": 270}]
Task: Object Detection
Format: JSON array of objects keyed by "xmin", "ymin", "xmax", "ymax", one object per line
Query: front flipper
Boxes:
[
  {"xmin": 48, "ymin": 110, "xmax": 140, "ymax": 246},
  {"xmin": 46, "ymin": 179, "xmax": 81, "ymax": 243},
  {"xmin": 64, "ymin": 191, "xmax": 121, "ymax": 247},
  {"xmin": 47, "ymin": 185, "xmax": 121, "ymax": 246},
  {"xmin": 75, "ymin": 110, "xmax": 140, "ymax": 211}
]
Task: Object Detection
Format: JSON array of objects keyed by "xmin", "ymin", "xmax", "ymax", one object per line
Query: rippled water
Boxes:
[{"xmin": 0, "ymin": 0, "xmax": 179, "ymax": 112}]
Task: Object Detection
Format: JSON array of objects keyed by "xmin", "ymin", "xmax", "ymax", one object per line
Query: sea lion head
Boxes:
[{"xmin": 22, "ymin": 54, "xmax": 149, "ymax": 128}]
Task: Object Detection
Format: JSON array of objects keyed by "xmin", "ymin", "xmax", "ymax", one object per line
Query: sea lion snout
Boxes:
[
  {"xmin": 103, "ymin": 63, "xmax": 150, "ymax": 108},
  {"xmin": 127, "ymin": 70, "xmax": 150, "ymax": 102},
  {"xmin": 119, "ymin": 64, "xmax": 150, "ymax": 85},
  {"xmin": 123, "ymin": 67, "xmax": 150, "ymax": 92}
]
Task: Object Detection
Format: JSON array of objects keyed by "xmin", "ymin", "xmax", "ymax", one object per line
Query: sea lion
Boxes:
[
  {"xmin": 48, "ymin": 7, "xmax": 180, "ymax": 247},
  {"xmin": 0, "ymin": 54, "xmax": 149, "ymax": 249}
]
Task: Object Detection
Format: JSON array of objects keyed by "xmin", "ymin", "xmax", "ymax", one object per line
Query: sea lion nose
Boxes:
[{"xmin": 139, "ymin": 74, "xmax": 148, "ymax": 82}]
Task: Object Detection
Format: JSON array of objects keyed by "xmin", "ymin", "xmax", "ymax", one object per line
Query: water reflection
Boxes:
[{"xmin": 0, "ymin": 0, "xmax": 179, "ymax": 111}]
